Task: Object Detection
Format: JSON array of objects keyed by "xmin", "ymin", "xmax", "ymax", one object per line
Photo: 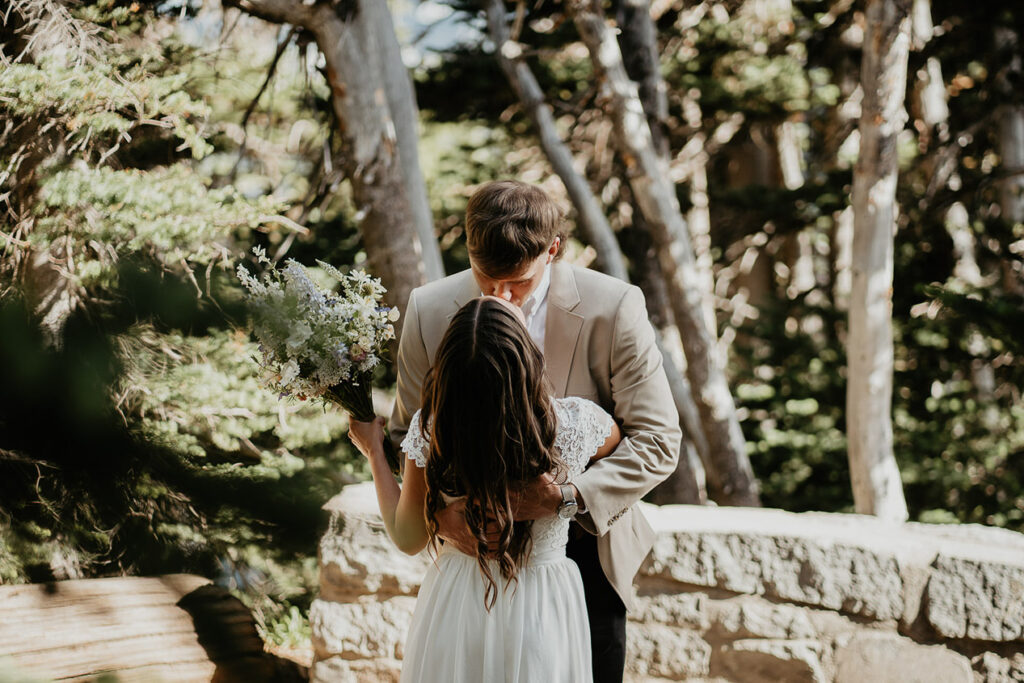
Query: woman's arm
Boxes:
[
  {"xmin": 591, "ymin": 421, "xmax": 622, "ymax": 462},
  {"xmin": 348, "ymin": 417, "xmax": 429, "ymax": 555}
]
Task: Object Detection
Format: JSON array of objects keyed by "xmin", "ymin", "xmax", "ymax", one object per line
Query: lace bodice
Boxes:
[{"xmin": 401, "ymin": 396, "xmax": 615, "ymax": 555}]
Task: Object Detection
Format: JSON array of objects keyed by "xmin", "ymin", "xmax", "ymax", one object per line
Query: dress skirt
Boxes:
[{"xmin": 400, "ymin": 545, "xmax": 593, "ymax": 683}]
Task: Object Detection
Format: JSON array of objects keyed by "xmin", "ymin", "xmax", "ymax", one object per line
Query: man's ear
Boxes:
[{"xmin": 547, "ymin": 236, "xmax": 561, "ymax": 262}]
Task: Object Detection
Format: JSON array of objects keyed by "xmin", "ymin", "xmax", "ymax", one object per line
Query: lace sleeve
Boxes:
[
  {"xmin": 553, "ymin": 397, "xmax": 616, "ymax": 474},
  {"xmin": 400, "ymin": 410, "xmax": 429, "ymax": 468}
]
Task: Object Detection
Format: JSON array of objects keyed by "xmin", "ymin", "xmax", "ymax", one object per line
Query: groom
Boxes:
[{"xmin": 390, "ymin": 180, "xmax": 680, "ymax": 682}]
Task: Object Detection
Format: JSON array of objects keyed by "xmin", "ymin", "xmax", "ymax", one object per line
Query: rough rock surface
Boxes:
[
  {"xmin": 716, "ymin": 638, "xmax": 826, "ymax": 683},
  {"xmin": 310, "ymin": 596, "xmax": 416, "ymax": 661},
  {"xmin": 318, "ymin": 488, "xmax": 431, "ymax": 603},
  {"xmin": 925, "ymin": 555, "xmax": 1024, "ymax": 641},
  {"xmin": 626, "ymin": 624, "xmax": 712, "ymax": 679},
  {"xmin": 833, "ymin": 633, "xmax": 974, "ymax": 683},
  {"xmin": 310, "ymin": 656, "xmax": 402, "ymax": 683},
  {"xmin": 312, "ymin": 483, "xmax": 1024, "ymax": 683}
]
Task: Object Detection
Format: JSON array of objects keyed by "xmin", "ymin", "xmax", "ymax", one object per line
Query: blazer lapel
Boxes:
[
  {"xmin": 544, "ymin": 263, "xmax": 584, "ymax": 398},
  {"xmin": 450, "ymin": 272, "xmax": 481, "ymax": 320}
]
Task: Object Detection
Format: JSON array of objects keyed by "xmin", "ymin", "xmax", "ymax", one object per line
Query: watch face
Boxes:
[{"xmin": 558, "ymin": 502, "xmax": 578, "ymax": 520}]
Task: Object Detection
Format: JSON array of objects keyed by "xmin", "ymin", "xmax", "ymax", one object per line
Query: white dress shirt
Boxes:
[{"xmin": 520, "ymin": 264, "xmax": 551, "ymax": 354}]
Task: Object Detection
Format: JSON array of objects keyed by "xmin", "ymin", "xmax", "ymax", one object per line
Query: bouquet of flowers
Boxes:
[{"xmin": 236, "ymin": 246, "xmax": 401, "ymax": 472}]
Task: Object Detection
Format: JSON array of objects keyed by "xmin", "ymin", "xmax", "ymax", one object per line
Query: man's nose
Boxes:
[{"xmin": 493, "ymin": 283, "xmax": 513, "ymax": 300}]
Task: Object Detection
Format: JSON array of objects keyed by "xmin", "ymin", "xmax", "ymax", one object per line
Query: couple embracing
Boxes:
[{"xmin": 349, "ymin": 180, "xmax": 681, "ymax": 683}]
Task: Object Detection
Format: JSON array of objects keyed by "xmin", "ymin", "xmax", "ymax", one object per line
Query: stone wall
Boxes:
[{"xmin": 311, "ymin": 483, "xmax": 1024, "ymax": 682}]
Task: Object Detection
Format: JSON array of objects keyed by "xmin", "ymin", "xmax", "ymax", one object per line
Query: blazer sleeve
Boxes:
[
  {"xmin": 572, "ymin": 286, "xmax": 681, "ymax": 536},
  {"xmin": 389, "ymin": 287, "xmax": 430, "ymax": 449}
]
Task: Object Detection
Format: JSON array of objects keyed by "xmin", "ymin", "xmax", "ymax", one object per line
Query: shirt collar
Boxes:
[{"xmin": 521, "ymin": 263, "xmax": 552, "ymax": 321}]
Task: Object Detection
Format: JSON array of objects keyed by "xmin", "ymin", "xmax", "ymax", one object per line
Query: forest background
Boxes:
[{"xmin": 1, "ymin": 0, "xmax": 1022, "ymax": 652}]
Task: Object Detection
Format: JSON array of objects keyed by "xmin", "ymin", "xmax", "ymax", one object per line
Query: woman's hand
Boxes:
[
  {"xmin": 351, "ymin": 417, "xmax": 430, "ymax": 555},
  {"xmin": 348, "ymin": 416, "xmax": 386, "ymax": 461}
]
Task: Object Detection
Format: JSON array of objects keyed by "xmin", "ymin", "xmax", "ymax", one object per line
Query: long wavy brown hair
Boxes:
[{"xmin": 420, "ymin": 297, "xmax": 564, "ymax": 609}]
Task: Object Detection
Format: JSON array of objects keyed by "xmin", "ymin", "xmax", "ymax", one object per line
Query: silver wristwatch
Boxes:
[{"xmin": 557, "ymin": 484, "xmax": 579, "ymax": 520}]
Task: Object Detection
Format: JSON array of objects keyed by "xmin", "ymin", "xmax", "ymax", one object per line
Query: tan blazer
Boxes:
[{"xmin": 389, "ymin": 262, "xmax": 681, "ymax": 609}]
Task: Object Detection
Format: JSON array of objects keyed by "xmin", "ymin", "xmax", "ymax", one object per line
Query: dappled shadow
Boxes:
[{"xmin": 175, "ymin": 582, "xmax": 307, "ymax": 682}]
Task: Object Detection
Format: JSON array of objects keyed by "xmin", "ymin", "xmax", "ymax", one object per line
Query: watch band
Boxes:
[
  {"xmin": 557, "ymin": 484, "xmax": 579, "ymax": 520},
  {"xmin": 559, "ymin": 484, "xmax": 575, "ymax": 506}
]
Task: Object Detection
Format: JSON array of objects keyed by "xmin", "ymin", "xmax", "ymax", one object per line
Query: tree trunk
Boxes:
[
  {"xmin": 619, "ymin": 219, "xmax": 707, "ymax": 505},
  {"xmin": 224, "ymin": 0, "xmax": 429, "ymax": 322},
  {"xmin": 832, "ymin": 206, "xmax": 854, "ymax": 311},
  {"xmin": 999, "ymin": 105, "xmax": 1024, "ymax": 224},
  {"xmin": 614, "ymin": 0, "xmax": 670, "ymax": 159},
  {"xmin": 995, "ymin": 27, "xmax": 1024, "ymax": 224},
  {"xmin": 569, "ymin": 0, "xmax": 760, "ymax": 507},
  {"xmin": 482, "ymin": 0, "xmax": 628, "ymax": 281},
  {"xmin": 612, "ymin": 5, "xmax": 708, "ymax": 503},
  {"xmin": 678, "ymin": 96, "xmax": 719, "ymax": 342},
  {"xmin": 375, "ymin": 1, "xmax": 445, "ymax": 282},
  {"xmin": 847, "ymin": 0, "xmax": 911, "ymax": 521},
  {"xmin": 652, "ymin": 314, "xmax": 708, "ymax": 505}
]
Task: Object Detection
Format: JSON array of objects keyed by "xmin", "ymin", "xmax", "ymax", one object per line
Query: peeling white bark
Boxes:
[
  {"xmin": 375, "ymin": 0, "xmax": 444, "ymax": 282},
  {"xmin": 568, "ymin": 0, "xmax": 759, "ymax": 506},
  {"xmin": 847, "ymin": 0, "xmax": 911, "ymax": 521}
]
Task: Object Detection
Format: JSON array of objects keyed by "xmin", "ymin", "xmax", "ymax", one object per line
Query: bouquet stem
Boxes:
[{"xmin": 326, "ymin": 381, "xmax": 401, "ymax": 475}]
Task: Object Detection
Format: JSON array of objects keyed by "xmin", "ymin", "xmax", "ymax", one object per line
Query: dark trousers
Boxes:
[{"xmin": 566, "ymin": 524, "xmax": 627, "ymax": 683}]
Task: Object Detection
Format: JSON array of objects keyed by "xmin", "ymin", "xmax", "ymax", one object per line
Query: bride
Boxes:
[{"xmin": 348, "ymin": 296, "xmax": 620, "ymax": 682}]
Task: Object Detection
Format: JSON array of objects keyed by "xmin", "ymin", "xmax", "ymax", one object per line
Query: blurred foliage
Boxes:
[
  {"xmin": 732, "ymin": 293, "xmax": 851, "ymax": 513},
  {"xmin": 0, "ymin": 0, "xmax": 366, "ymax": 646}
]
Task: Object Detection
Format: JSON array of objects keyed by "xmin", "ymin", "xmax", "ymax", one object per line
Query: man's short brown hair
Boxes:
[{"xmin": 465, "ymin": 180, "xmax": 566, "ymax": 276}]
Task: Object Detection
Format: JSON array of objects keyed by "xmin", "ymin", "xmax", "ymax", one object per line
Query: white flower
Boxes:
[
  {"xmin": 280, "ymin": 359, "xmax": 300, "ymax": 387},
  {"xmin": 388, "ymin": 307, "xmax": 401, "ymax": 322},
  {"xmin": 286, "ymin": 321, "xmax": 312, "ymax": 351},
  {"xmin": 237, "ymin": 248, "xmax": 393, "ymax": 403}
]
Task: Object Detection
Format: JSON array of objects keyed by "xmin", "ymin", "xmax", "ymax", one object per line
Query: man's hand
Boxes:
[
  {"xmin": 435, "ymin": 498, "xmax": 508, "ymax": 554},
  {"xmin": 435, "ymin": 472, "xmax": 571, "ymax": 554},
  {"xmin": 510, "ymin": 472, "xmax": 564, "ymax": 521}
]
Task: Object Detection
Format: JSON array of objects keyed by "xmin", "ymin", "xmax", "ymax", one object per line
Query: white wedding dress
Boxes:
[{"xmin": 398, "ymin": 396, "xmax": 614, "ymax": 683}]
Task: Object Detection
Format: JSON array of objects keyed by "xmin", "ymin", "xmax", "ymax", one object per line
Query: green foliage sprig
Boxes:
[
  {"xmin": 33, "ymin": 165, "xmax": 287, "ymax": 288},
  {"xmin": 0, "ymin": 56, "xmax": 213, "ymax": 159}
]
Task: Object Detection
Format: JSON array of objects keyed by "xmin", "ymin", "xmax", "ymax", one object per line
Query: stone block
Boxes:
[
  {"xmin": 973, "ymin": 652, "xmax": 1024, "ymax": 683},
  {"xmin": 627, "ymin": 624, "xmax": 712, "ymax": 680},
  {"xmin": 834, "ymin": 633, "xmax": 973, "ymax": 683},
  {"xmin": 708, "ymin": 596, "xmax": 817, "ymax": 640},
  {"xmin": 309, "ymin": 596, "xmax": 416, "ymax": 661},
  {"xmin": 715, "ymin": 638, "xmax": 825, "ymax": 683},
  {"xmin": 632, "ymin": 593, "xmax": 709, "ymax": 630},
  {"xmin": 926, "ymin": 555, "xmax": 1024, "ymax": 642},
  {"xmin": 643, "ymin": 529, "xmax": 904, "ymax": 620},
  {"xmin": 310, "ymin": 655, "xmax": 402, "ymax": 683},
  {"xmin": 319, "ymin": 489, "xmax": 431, "ymax": 601}
]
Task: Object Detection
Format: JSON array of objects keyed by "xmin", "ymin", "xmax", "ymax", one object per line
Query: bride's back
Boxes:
[{"xmin": 417, "ymin": 297, "xmax": 566, "ymax": 606}]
